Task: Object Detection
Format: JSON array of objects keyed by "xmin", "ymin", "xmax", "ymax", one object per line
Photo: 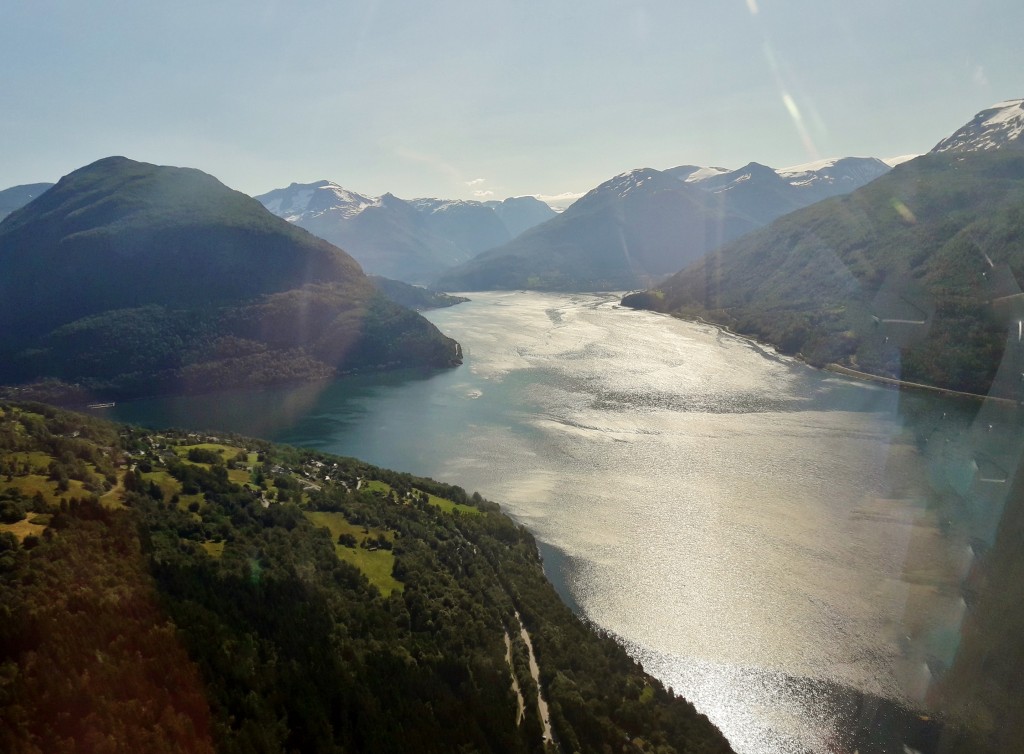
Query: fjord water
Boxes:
[{"xmin": 110, "ymin": 292, "xmax": 1019, "ymax": 753}]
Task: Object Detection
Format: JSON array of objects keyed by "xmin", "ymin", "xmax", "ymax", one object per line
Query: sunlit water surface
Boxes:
[{"xmin": 111, "ymin": 292, "xmax": 1005, "ymax": 753}]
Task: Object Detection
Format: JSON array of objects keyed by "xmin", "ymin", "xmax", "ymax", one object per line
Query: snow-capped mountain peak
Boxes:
[
  {"xmin": 409, "ymin": 198, "xmax": 478, "ymax": 215},
  {"xmin": 776, "ymin": 156, "xmax": 891, "ymax": 188},
  {"xmin": 677, "ymin": 165, "xmax": 734, "ymax": 184},
  {"xmin": 932, "ymin": 98, "xmax": 1024, "ymax": 153},
  {"xmin": 257, "ymin": 180, "xmax": 374, "ymax": 221},
  {"xmin": 881, "ymin": 154, "xmax": 919, "ymax": 168},
  {"xmin": 599, "ymin": 168, "xmax": 676, "ymax": 198},
  {"xmin": 254, "ymin": 180, "xmax": 556, "ymax": 284}
]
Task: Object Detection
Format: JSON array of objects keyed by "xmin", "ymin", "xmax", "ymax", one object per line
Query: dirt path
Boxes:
[
  {"xmin": 504, "ymin": 631, "xmax": 526, "ymax": 725},
  {"xmin": 514, "ymin": 611, "xmax": 553, "ymax": 744}
]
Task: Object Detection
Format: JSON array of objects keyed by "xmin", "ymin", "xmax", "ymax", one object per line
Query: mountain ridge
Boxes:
[
  {"xmin": 0, "ymin": 157, "xmax": 461, "ymax": 400},
  {"xmin": 0, "ymin": 182, "xmax": 54, "ymax": 221},
  {"xmin": 256, "ymin": 182, "xmax": 556, "ymax": 284},
  {"xmin": 436, "ymin": 156, "xmax": 892, "ymax": 291},
  {"xmin": 620, "ymin": 99, "xmax": 1024, "ymax": 396},
  {"xmin": 623, "ymin": 149, "xmax": 1024, "ymax": 396}
]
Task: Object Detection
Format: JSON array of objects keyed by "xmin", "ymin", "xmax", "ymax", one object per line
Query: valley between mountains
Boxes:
[{"xmin": 2, "ymin": 97, "xmax": 1024, "ymax": 754}]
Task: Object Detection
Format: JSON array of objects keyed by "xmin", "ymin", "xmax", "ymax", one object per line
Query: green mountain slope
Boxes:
[
  {"xmin": 436, "ymin": 159, "xmax": 890, "ymax": 293},
  {"xmin": 0, "ymin": 182, "xmax": 54, "ymax": 222},
  {"xmin": 0, "ymin": 158, "xmax": 461, "ymax": 399},
  {"xmin": 0, "ymin": 402, "xmax": 734, "ymax": 754},
  {"xmin": 624, "ymin": 152, "xmax": 1024, "ymax": 396},
  {"xmin": 369, "ymin": 275, "xmax": 469, "ymax": 310}
]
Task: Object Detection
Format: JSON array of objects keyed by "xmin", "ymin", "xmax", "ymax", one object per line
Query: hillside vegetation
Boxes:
[
  {"xmin": 0, "ymin": 158, "xmax": 460, "ymax": 400},
  {"xmin": 624, "ymin": 152, "xmax": 1024, "ymax": 396},
  {"xmin": 369, "ymin": 275, "xmax": 469, "ymax": 310},
  {"xmin": 0, "ymin": 403, "xmax": 733, "ymax": 754}
]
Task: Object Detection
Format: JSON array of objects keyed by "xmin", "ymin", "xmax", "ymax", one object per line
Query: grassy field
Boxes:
[
  {"xmin": 2, "ymin": 474, "xmax": 90, "ymax": 505},
  {"xmin": 304, "ymin": 510, "xmax": 402, "ymax": 596},
  {"xmin": 200, "ymin": 541, "xmax": 225, "ymax": 558},
  {"xmin": 418, "ymin": 489, "xmax": 481, "ymax": 516},
  {"xmin": 173, "ymin": 443, "xmax": 253, "ymax": 486},
  {"xmin": 141, "ymin": 469, "xmax": 181, "ymax": 499},
  {"xmin": 8, "ymin": 450, "xmax": 53, "ymax": 473},
  {"xmin": 139, "ymin": 468, "xmax": 205, "ymax": 511},
  {"xmin": 174, "ymin": 442, "xmax": 247, "ymax": 459},
  {"xmin": 98, "ymin": 470, "xmax": 126, "ymax": 509},
  {"xmin": 360, "ymin": 479, "xmax": 478, "ymax": 515},
  {"xmin": 0, "ymin": 514, "xmax": 49, "ymax": 542}
]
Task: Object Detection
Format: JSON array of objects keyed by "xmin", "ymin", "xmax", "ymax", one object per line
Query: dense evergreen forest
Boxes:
[{"xmin": 0, "ymin": 402, "xmax": 732, "ymax": 754}]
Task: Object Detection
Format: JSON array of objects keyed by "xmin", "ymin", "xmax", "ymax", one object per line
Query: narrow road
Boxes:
[
  {"xmin": 514, "ymin": 611, "xmax": 553, "ymax": 744},
  {"xmin": 504, "ymin": 631, "xmax": 526, "ymax": 725}
]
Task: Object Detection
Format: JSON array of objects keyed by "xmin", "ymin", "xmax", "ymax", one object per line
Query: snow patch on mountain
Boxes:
[
  {"xmin": 663, "ymin": 165, "xmax": 733, "ymax": 184},
  {"xmin": 597, "ymin": 168, "xmax": 668, "ymax": 199},
  {"xmin": 776, "ymin": 156, "xmax": 891, "ymax": 188},
  {"xmin": 258, "ymin": 181, "xmax": 375, "ymax": 221},
  {"xmin": 685, "ymin": 166, "xmax": 732, "ymax": 183},
  {"xmin": 882, "ymin": 154, "xmax": 919, "ymax": 168},
  {"xmin": 932, "ymin": 99, "xmax": 1024, "ymax": 153}
]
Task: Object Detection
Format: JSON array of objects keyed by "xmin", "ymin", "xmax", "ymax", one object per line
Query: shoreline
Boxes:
[
  {"xmin": 650, "ymin": 308, "xmax": 1016, "ymax": 406},
  {"xmin": 822, "ymin": 363, "xmax": 1017, "ymax": 405}
]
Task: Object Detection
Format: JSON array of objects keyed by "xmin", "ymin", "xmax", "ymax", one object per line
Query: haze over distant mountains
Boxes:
[
  {"xmin": 436, "ymin": 157, "xmax": 893, "ymax": 291},
  {"xmin": 0, "ymin": 157, "xmax": 461, "ymax": 400},
  {"xmin": 255, "ymin": 182, "xmax": 555, "ymax": 283},
  {"xmin": 624, "ymin": 99, "xmax": 1024, "ymax": 397},
  {"xmin": 0, "ymin": 182, "xmax": 54, "ymax": 222}
]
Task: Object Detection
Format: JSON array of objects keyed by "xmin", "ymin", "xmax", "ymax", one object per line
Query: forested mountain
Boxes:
[
  {"xmin": 256, "ymin": 181, "xmax": 555, "ymax": 284},
  {"xmin": 0, "ymin": 157, "xmax": 461, "ymax": 401},
  {"xmin": 0, "ymin": 402, "xmax": 734, "ymax": 754},
  {"xmin": 0, "ymin": 182, "xmax": 53, "ymax": 221},
  {"xmin": 369, "ymin": 276, "xmax": 469, "ymax": 311},
  {"xmin": 623, "ymin": 150, "xmax": 1024, "ymax": 396},
  {"xmin": 436, "ymin": 158, "xmax": 890, "ymax": 292}
]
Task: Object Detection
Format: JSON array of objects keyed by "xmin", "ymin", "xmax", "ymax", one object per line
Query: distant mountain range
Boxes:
[
  {"xmin": 255, "ymin": 182, "xmax": 555, "ymax": 284},
  {"xmin": 624, "ymin": 99, "xmax": 1024, "ymax": 397},
  {"xmin": 436, "ymin": 157, "xmax": 892, "ymax": 291},
  {"xmin": 0, "ymin": 157, "xmax": 461, "ymax": 400},
  {"xmin": 0, "ymin": 182, "xmax": 54, "ymax": 221}
]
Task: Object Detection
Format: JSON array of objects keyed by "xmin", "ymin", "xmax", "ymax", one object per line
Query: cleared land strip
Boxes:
[
  {"xmin": 503, "ymin": 631, "xmax": 526, "ymax": 725},
  {"xmin": 825, "ymin": 362, "xmax": 1018, "ymax": 405},
  {"xmin": 514, "ymin": 610, "xmax": 553, "ymax": 745}
]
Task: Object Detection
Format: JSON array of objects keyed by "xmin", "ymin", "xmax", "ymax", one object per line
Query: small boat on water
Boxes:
[{"xmin": 86, "ymin": 402, "xmax": 116, "ymax": 409}]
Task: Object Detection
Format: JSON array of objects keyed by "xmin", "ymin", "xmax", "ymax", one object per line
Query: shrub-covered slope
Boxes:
[
  {"xmin": 624, "ymin": 152, "xmax": 1024, "ymax": 396},
  {"xmin": 0, "ymin": 403, "xmax": 733, "ymax": 754}
]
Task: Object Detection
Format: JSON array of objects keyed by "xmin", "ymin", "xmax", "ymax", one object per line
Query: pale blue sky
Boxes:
[{"xmin": 2, "ymin": 0, "xmax": 1020, "ymax": 204}]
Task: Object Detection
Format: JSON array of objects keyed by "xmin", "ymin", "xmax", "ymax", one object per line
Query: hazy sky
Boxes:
[{"xmin": 3, "ymin": 0, "xmax": 1021, "ymax": 205}]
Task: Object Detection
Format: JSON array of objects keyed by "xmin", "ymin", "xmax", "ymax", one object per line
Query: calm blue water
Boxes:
[{"xmin": 108, "ymin": 291, "xmax": 1022, "ymax": 754}]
